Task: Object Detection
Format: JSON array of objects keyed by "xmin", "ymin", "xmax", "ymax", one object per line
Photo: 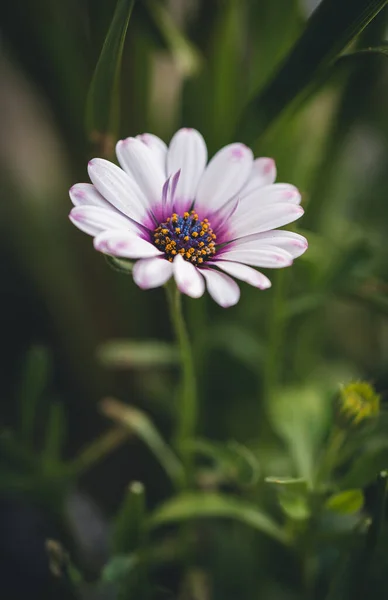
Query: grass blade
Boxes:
[
  {"xmin": 86, "ymin": 0, "xmax": 135, "ymax": 155},
  {"xmin": 238, "ymin": 0, "xmax": 388, "ymax": 143}
]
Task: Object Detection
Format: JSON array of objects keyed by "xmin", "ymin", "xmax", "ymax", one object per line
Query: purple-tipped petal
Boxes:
[
  {"xmin": 116, "ymin": 137, "xmax": 165, "ymax": 214},
  {"xmin": 88, "ymin": 158, "xmax": 152, "ymax": 227},
  {"xmin": 218, "ymin": 245, "xmax": 293, "ymax": 268},
  {"xmin": 167, "ymin": 128, "xmax": 207, "ymax": 214},
  {"xmin": 173, "ymin": 254, "xmax": 205, "ymax": 298},
  {"xmin": 69, "ymin": 183, "xmax": 113, "ymax": 209},
  {"xmin": 133, "ymin": 257, "xmax": 173, "ymax": 289},
  {"xmin": 69, "ymin": 206, "xmax": 141, "ymax": 237},
  {"xmin": 212, "ymin": 260, "xmax": 271, "ymax": 289},
  {"xmin": 238, "ymin": 158, "xmax": 277, "ymax": 197},
  {"xmin": 136, "ymin": 133, "xmax": 168, "ymax": 174},
  {"xmin": 229, "ymin": 202, "xmax": 304, "ymax": 239},
  {"xmin": 200, "ymin": 268, "xmax": 240, "ymax": 307},
  {"xmin": 229, "ymin": 230, "xmax": 308, "ymax": 258},
  {"xmin": 195, "ymin": 143, "xmax": 253, "ymax": 216},
  {"xmin": 94, "ymin": 230, "xmax": 162, "ymax": 259}
]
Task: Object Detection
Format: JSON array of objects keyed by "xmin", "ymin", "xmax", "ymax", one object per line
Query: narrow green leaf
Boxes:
[
  {"xmin": 326, "ymin": 490, "xmax": 364, "ymax": 514},
  {"xmin": 337, "ymin": 43, "xmax": 388, "ymax": 63},
  {"xmin": 42, "ymin": 402, "xmax": 67, "ymax": 469},
  {"xmin": 86, "ymin": 0, "xmax": 135, "ymax": 150},
  {"xmin": 101, "ymin": 398, "xmax": 184, "ymax": 487},
  {"xmin": 149, "ymin": 492, "xmax": 288, "ymax": 544},
  {"xmin": 145, "ymin": 0, "xmax": 202, "ymax": 77},
  {"xmin": 265, "ymin": 476, "xmax": 307, "ymax": 491},
  {"xmin": 113, "ymin": 481, "xmax": 146, "ymax": 554},
  {"xmin": 19, "ymin": 346, "xmax": 50, "ymax": 449},
  {"xmin": 238, "ymin": 0, "xmax": 388, "ymax": 142},
  {"xmin": 98, "ymin": 340, "xmax": 179, "ymax": 369},
  {"xmin": 186, "ymin": 438, "xmax": 261, "ymax": 486}
]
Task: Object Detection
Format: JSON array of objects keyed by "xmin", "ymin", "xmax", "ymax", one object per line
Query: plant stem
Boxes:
[
  {"xmin": 314, "ymin": 427, "xmax": 346, "ymax": 491},
  {"xmin": 261, "ymin": 270, "xmax": 286, "ymax": 417},
  {"xmin": 166, "ymin": 282, "xmax": 197, "ymax": 480}
]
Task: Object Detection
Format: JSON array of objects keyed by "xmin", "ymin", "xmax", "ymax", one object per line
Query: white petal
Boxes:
[
  {"xmin": 229, "ymin": 202, "xmax": 304, "ymax": 238},
  {"xmin": 195, "ymin": 143, "xmax": 253, "ymax": 215},
  {"xmin": 218, "ymin": 245, "xmax": 293, "ymax": 268},
  {"xmin": 173, "ymin": 254, "xmax": 205, "ymax": 298},
  {"xmin": 69, "ymin": 206, "xmax": 140, "ymax": 237},
  {"xmin": 200, "ymin": 269, "xmax": 240, "ymax": 307},
  {"xmin": 116, "ymin": 137, "xmax": 165, "ymax": 215},
  {"xmin": 69, "ymin": 183, "xmax": 113, "ymax": 209},
  {"xmin": 167, "ymin": 128, "xmax": 207, "ymax": 214},
  {"xmin": 239, "ymin": 158, "xmax": 277, "ymax": 197},
  {"xmin": 133, "ymin": 257, "xmax": 173, "ymax": 289},
  {"xmin": 213, "ymin": 260, "xmax": 271, "ymax": 289},
  {"xmin": 136, "ymin": 133, "xmax": 168, "ymax": 174},
  {"xmin": 229, "ymin": 230, "xmax": 308, "ymax": 258},
  {"xmin": 238, "ymin": 184, "xmax": 302, "ymax": 213},
  {"xmin": 94, "ymin": 230, "xmax": 162, "ymax": 259},
  {"xmin": 88, "ymin": 158, "xmax": 153, "ymax": 227}
]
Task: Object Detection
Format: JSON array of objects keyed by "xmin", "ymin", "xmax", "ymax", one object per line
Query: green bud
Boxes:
[{"xmin": 337, "ymin": 382, "xmax": 380, "ymax": 428}]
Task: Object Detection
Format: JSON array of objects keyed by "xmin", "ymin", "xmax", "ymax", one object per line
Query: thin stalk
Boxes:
[
  {"xmin": 165, "ymin": 282, "xmax": 197, "ymax": 480},
  {"xmin": 262, "ymin": 270, "xmax": 287, "ymax": 408}
]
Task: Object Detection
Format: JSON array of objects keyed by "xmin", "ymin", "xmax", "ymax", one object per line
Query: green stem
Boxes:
[
  {"xmin": 314, "ymin": 427, "xmax": 346, "ymax": 491},
  {"xmin": 262, "ymin": 270, "xmax": 286, "ymax": 408},
  {"xmin": 166, "ymin": 282, "xmax": 197, "ymax": 479}
]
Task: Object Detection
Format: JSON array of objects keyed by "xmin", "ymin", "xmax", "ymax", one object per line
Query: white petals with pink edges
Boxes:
[
  {"xmin": 213, "ymin": 261, "xmax": 271, "ymax": 289},
  {"xmin": 116, "ymin": 137, "xmax": 165, "ymax": 212},
  {"xmin": 133, "ymin": 257, "xmax": 173, "ymax": 289},
  {"xmin": 70, "ymin": 206, "xmax": 141, "ymax": 237},
  {"xmin": 239, "ymin": 157, "xmax": 277, "ymax": 197},
  {"xmin": 69, "ymin": 127, "xmax": 307, "ymax": 305},
  {"xmin": 88, "ymin": 159, "xmax": 149, "ymax": 225},
  {"xmin": 200, "ymin": 269, "xmax": 240, "ymax": 307},
  {"xmin": 195, "ymin": 143, "xmax": 253, "ymax": 215},
  {"xmin": 173, "ymin": 254, "xmax": 205, "ymax": 298},
  {"xmin": 167, "ymin": 128, "xmax": 207, "ymax": 214},
  {"xmin": 94, "ymin": 230, "xmax": 162, "ymax": 259}
]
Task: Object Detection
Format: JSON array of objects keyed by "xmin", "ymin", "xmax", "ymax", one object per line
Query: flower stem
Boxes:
[
  {"xmin": 261, "ymin": 270, "xmax": 287, "ymax": 430},
  {"xmin": 166, "ymin": 282, "xmax": 197, "ymax": 480}
]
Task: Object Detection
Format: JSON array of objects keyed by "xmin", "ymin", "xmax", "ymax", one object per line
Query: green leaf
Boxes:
[
  {"xmin": 186, "ymin": 438, "xmax": 261, "ymax": 486},
  {"xmin": 86, "ymin": 0, "xmax": 135, "ymax": 149},
  {"xmin": 98, "ymin": 340, "xmax": 179, "ymax": 369},
  {"xmin": 278, "ymin": 492, "xmax": 311, "ymax": 521},
  {"xmin": 102, "ymin": 554, "xmax": 138, "ymax": 583},
  {"xmin": 342, "ymin": 441, "xmax": 388, "ymax": 488},
  {"xmin": 19, "ymin": 346, "xmax": 51, "ymax": 448},
  {"xmin": 268, "ymin": 384, "xmax": 331, "ymax": 486},
  {"xmin": 149, "ymin": 492, "xmax": 288, "ymax": 544},
  {"xmin": 265, "ymin": 476, "xmax": 307, "ymax": 492},
  {"xmin": 145, "ymin": 0, "xmax": 202, "ymax": 77},
  {"xmin": 41, "ymin": 402, "xmax": 67, "ymax": 470},
  {"xmin": 113, "ymin": 481, "xmax": 146, "ymax": 554},
  {"xmin": 337, "ymin": 43, "xmax": 388, "ymax": 63},
  {"xmin": 105, "ymin": 256, "xmax": 134, "ymax": 275},
  {"xmin": 101, "ymin": 398, "xmax": 184, "ymax": 487},
  {"xmin": 326, "ymin": 490, "xmax": 364, "ymax": 514},
  {"xmin": 238, "ymin": 0, "xmax": 388, "ymax": 143}
]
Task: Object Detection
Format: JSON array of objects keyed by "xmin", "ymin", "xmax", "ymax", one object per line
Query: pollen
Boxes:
[{"xmin": 153, "ymin": 210, "xmax": 217, "ymax": 265}]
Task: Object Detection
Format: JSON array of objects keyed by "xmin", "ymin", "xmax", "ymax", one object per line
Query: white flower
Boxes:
[{"xmin": 69, "ymin": 128, "xmax": 307, "ymax": 307}]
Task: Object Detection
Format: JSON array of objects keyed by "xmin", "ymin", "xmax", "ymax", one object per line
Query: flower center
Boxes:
[{"xmin": 153, "ymin": 211, "xmax": 216, "ymax": 264}]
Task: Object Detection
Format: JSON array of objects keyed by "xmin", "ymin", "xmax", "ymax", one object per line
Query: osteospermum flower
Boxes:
[{"xmin": 69, "ymin": 128, "xmax": 307, "ymax": 307}]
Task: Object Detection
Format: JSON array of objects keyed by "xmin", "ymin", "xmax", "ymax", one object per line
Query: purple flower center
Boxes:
[{"xmin": 153, "ymin": 211, "xmax": 217, "ymax": 264}]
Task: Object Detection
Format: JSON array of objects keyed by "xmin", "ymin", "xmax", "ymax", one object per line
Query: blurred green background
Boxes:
[{"xmin": 1, "ymin": 0, "xmax": 388, "ymax": 598}]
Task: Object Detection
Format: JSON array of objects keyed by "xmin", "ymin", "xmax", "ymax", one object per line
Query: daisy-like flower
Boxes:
[{"xmin": 69, "ymin": 128, "xmax": 307, "ymax": 307}]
